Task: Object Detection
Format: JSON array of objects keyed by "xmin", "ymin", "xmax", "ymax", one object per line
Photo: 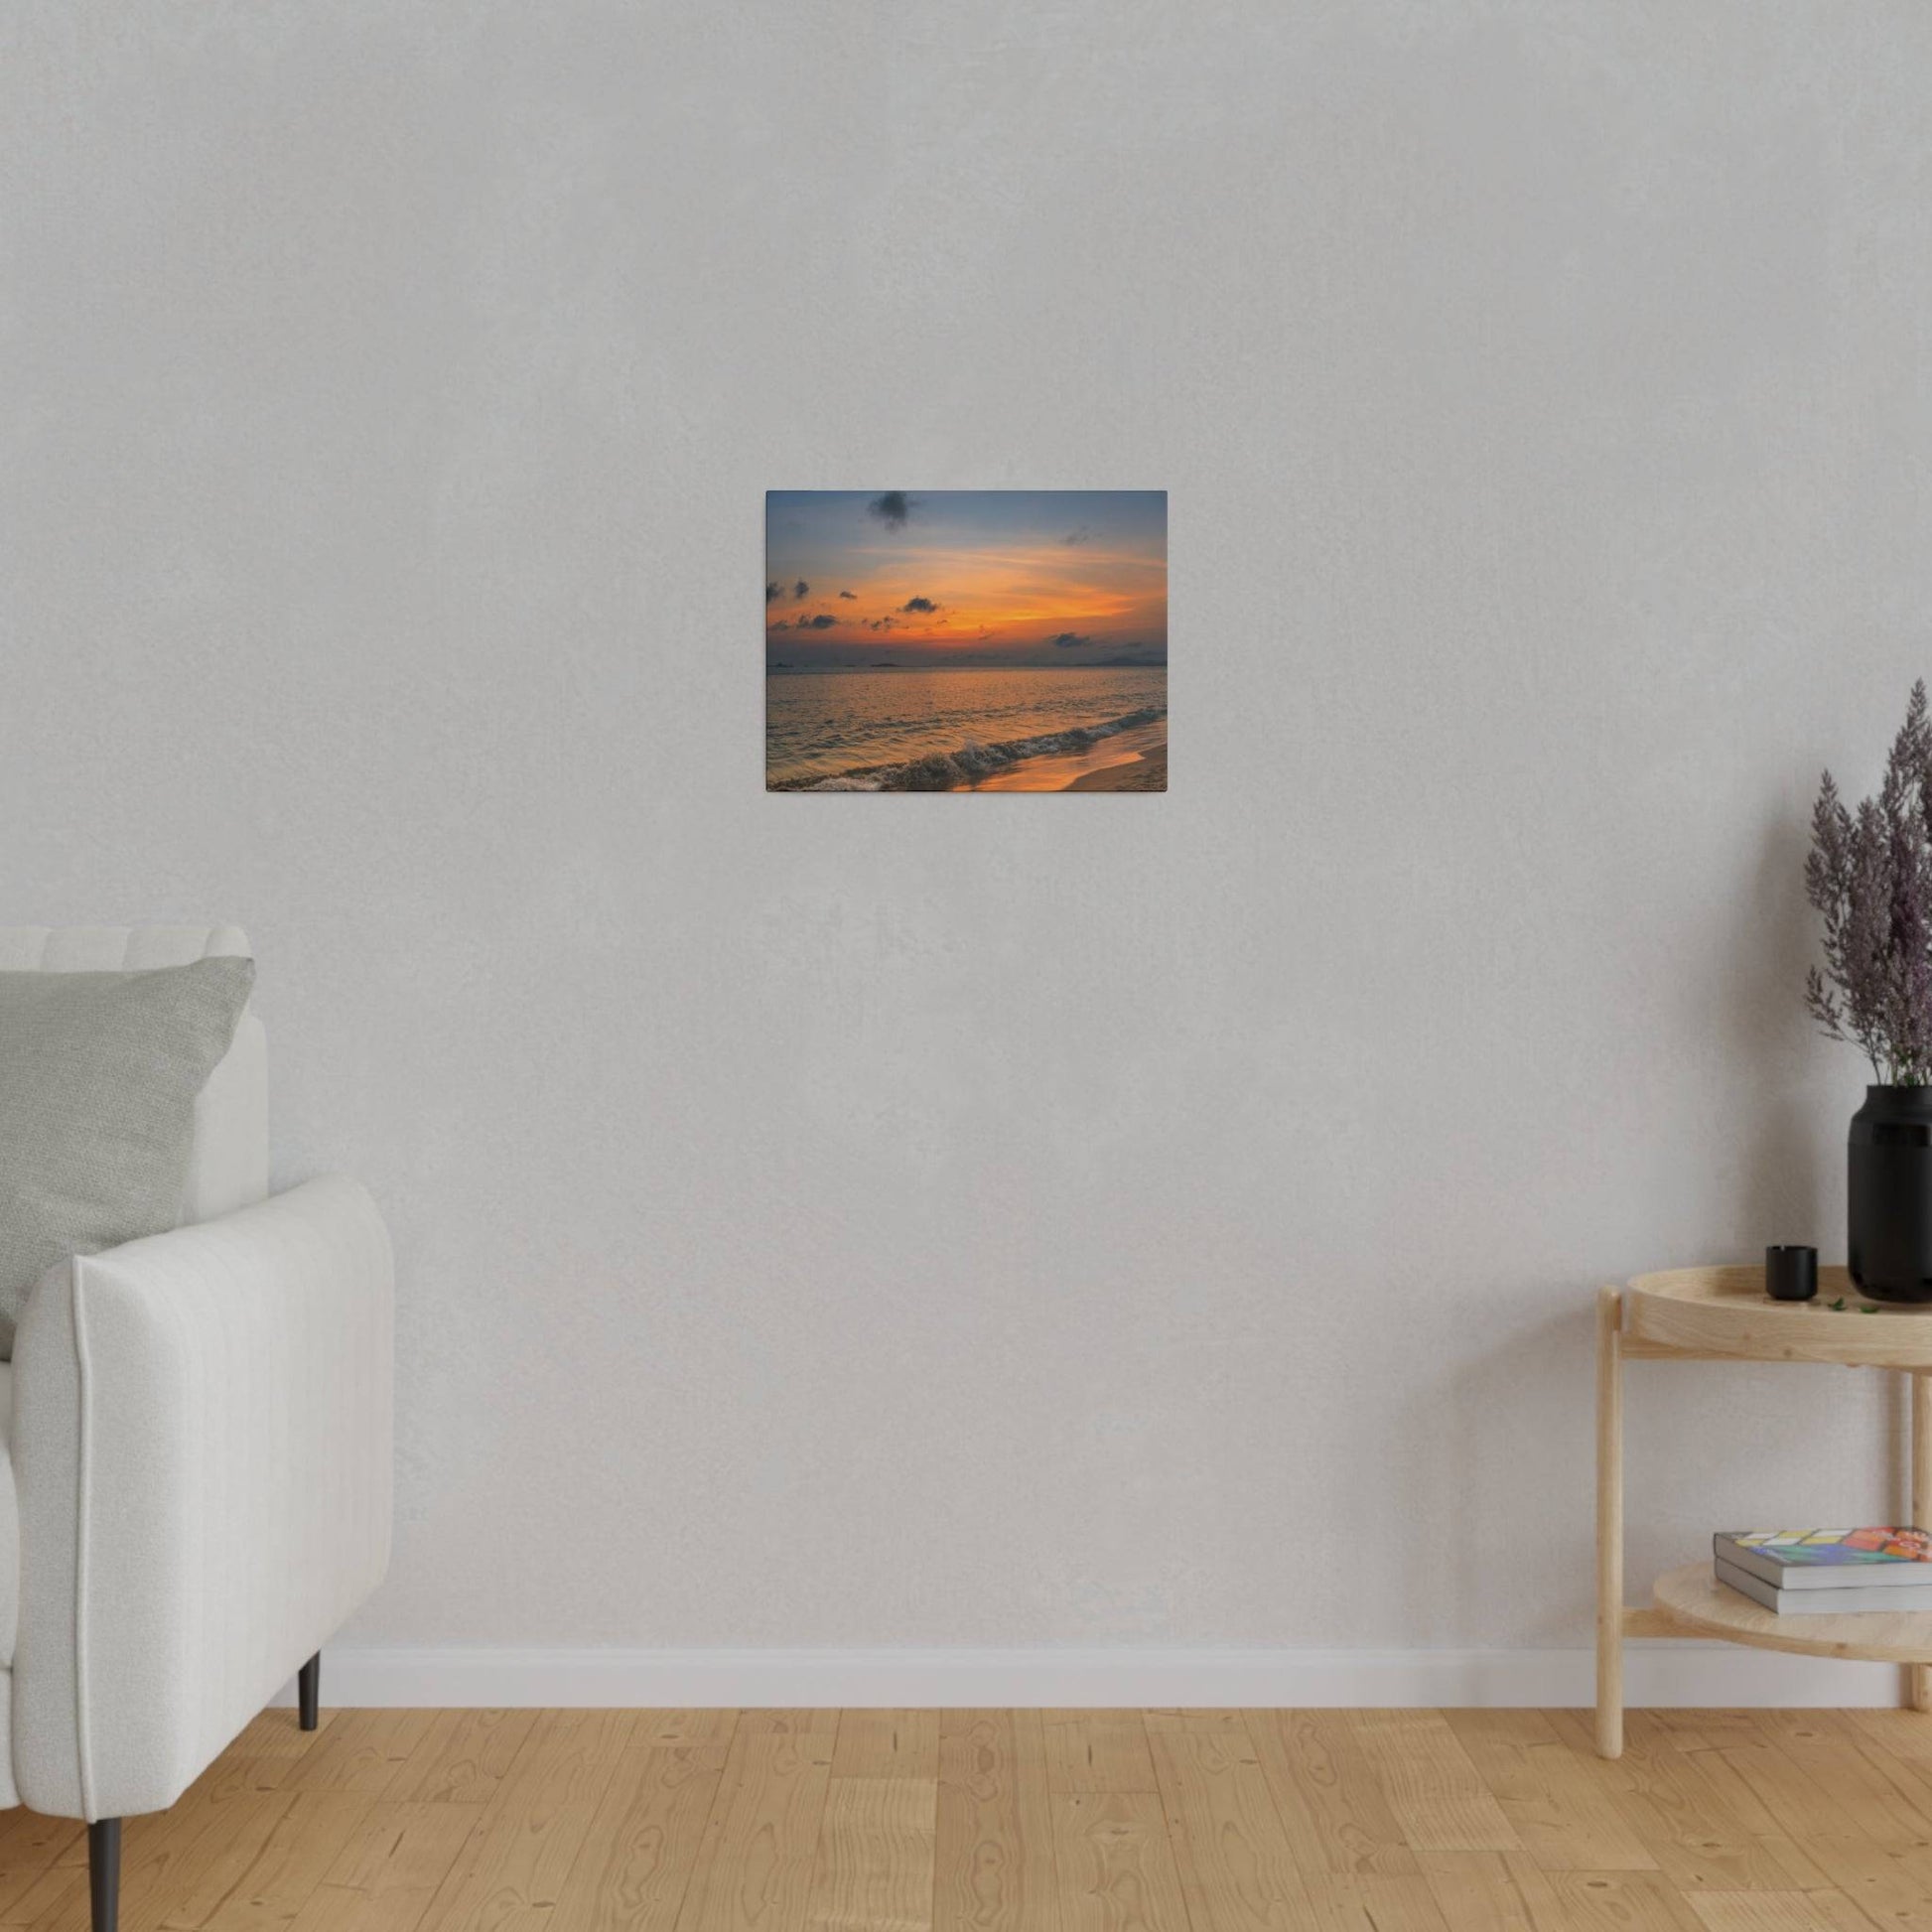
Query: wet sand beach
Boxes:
[
  {"xmin": 1065, "ymin": 743, "xmax": 1167, "ymax": 791},
  {"xmin": 956, "ymin": 721, "xmax": 1167, "ymax": 792}
]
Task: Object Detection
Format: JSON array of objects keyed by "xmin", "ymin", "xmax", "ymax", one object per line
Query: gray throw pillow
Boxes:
[{"xmin": 0, "ymin": 956, "xmax": 256, "ymax": 1355}]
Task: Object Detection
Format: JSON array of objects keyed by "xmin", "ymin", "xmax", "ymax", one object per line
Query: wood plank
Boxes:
[
  {"xmin": 202, "ymin": 1792, "xmax": 376, "ymax": 1932},
  {"xmin": 674, "ymin": 1727, "xmax": 834, "ymax": 1932},
  {"xmin": 1417, "ymin": 1851, "xmax": 1566, "ymax": 1932},
  {"xmin": 1789, "ymin": 1709, "xmax": 1932, "ymax": 1844},
  {"xmin": 1345, "ymin": 1714, "xmax": 1522, "ymax": 1854},
  {"xmin": 933, "ymin": 1711, "xmax": 1061, "ymax": 1932},
  {"xmin": 1444, "ymin": 1709, "xmax": 1653, "ymax": 1870},
  {"xmin": 315, "ymin": 1799, "xmax": 485, "ymax": 1922},
  {"xmin": 1041, "ymin": 1719, "xmax": 1156, "ymax": 1796},
  {"xmin": 382, "ymin": 1711, "xmax": 538, "ymax": 1805},
  {"xmin": 831, "ymin": 1713, "xmax": 940, "ymax": 1780},
  {"xmin": 415, "ymin": 1710, "xmax": 636, "ymax": 1932},
  {"xmin": 1788, "ymin": 1839, "xmax": 1932, "ymax": 1932},
  {"xmin": 1146, "ymin": 1726, "xmax": 1314, "ymax": 1929},
  {"xmin": 1547, "ymin": 1869, "xmax": 1708, "ymax": 1931},
  {"xmin": 1657, "ymin": 1746, "xmax": 1792, "ymax": 1841},
  {"xmin": 1849, "ymin": 1708, "xmax": 1932, "ymax": 1761},
  {"xmin": 286, "ymin": 1885, "xmax": 444, "ymax": 1932},
  {"xmin": 0, "ymin": 1815, "xmax": 83, "ymax": 1925},
  {"xmin": 634, "ymin": 1715, "xmax": 742, "ymax": 1747},
  {"xmin": 1542, "ymin": 1711, "xmax": 1813, "ymax": 1894},
  {"xmin": 1635, "ymin": 1714, "xmax": 1768, "ymax": 1755},
  {"xmin": 227, "ymin": 1712, "xmax": 324, "ymax": 1764},
  {"xmin": 1748, "ymin": 1712, "xmax": 1932, "ymax": 1839},
  {"xmin": 738, "ymin": 1713, "xmax": 842, "ymax": 1736},
  {"xmin": 549, "ymin": 1743, "xmax": 728, "ymax": 1932},
  {"xmin": 6, "ymin": 1805, "xmax": 124, "ymax": 1931},
  {"xmin": 1834, "ymin": 1713, "xmax": 1932, "ymax": 1852},
  {"xmin": 278, "ymin": 1712, "xmax": 444, "ymax": 1798},
  {"xmin": 5, "ymin": 1814, "xmax": 103, "ymax": 1932},
  {"xmin": 1713, "ymin": 1727, "xmax": 1912, "ymax": 1848},
  {"xmin": 803, "ymin": 1777, "xmax": 935, "ymax": 1932},
  {"xmin": 1051, "ymin": 1794, "xmax": 1188, "ymax": 1932},
  {"xmin": 122, "ymin": 1787, "xmax": 296, "ymax": 1932},
  {"xmin": 1141, "ymin": 1711, "xmax": 1250, "ymax": 1735},
  {"xmin": 189, "ymin": 1761, "xmax": 294, "ymax": 1805},
  {"xmin": 1676, "ymin": 1735, "xmax": 1932, "ymax": 1925},
  {"xmin": 1650, "ymin": 1746, "xmax": 1836, "ymax": 1893},
  {"xmin": 282, "ymin": 1885, "xmax": 411, "ymax": 1932},
  {"xmin": 1245, "ymin": 1710, "xmax": 1417, "ymax": 1875},
  {"xmin": 1685, "ymin": 1892, "xmax": 1875, "ymax": 1931},
  {"xmin": 45, "ymin": 1706, "xmax": 1932, "ymax": 1932},
  {"xmin": 7, "ymin": 1858, "xmax": 86, "ymax": 1932},
  {"xmin": 1302, "ymin": 1872, "xmax": 1452, "ymax": 1932}
]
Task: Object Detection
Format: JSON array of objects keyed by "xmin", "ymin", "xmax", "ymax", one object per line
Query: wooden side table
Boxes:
[{"xmin": 1596, "ymin": 1266, "xmax": 1932, "ymax": 1759}]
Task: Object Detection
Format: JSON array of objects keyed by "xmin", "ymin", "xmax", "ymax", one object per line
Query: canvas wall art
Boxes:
[{"xmin": 765, "ymin": 490, "xmax": 1167, "ymax": 791}]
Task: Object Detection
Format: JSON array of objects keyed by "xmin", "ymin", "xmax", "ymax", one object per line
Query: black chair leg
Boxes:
[
  {"xmin": 298, "ymin": 1652, "xmax": 321, "ymax": 1731},
  {"xmin": 88, "ymin": 1819, "xmax": 120, "ymax": 1932}
]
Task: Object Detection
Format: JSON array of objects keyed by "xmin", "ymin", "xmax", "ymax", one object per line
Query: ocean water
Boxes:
[{"xmin": 765, "ymin": 665, "xmax": 1168, "ymax": 790}]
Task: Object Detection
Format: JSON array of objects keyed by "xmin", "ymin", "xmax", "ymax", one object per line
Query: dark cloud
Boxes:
[
  {"xmin": 765, "ymin": 580, "xmax": 781, "ymax": 603},
  {"xmin": 769, "ymin": 618, "xmax": 790, "ymax": 629},
  {"xmin": 867, "ymin": 618, "xmax": 896, "ymax": 631},
  {"xmin": 900, "ymin": 595, "xmax": 939, "ymax": 615},
  {"xmin": 1063, "ymin": 526, "xmax": 1093, "ymax": 546},
  {"xmin": 868, "ymin": 491, "xmax": 914, "ymax": 529},
  {"xmin": 1047, "ymin": 631, "xmax": 1093, "ymax": 648},
  {"xmin": 838, "ymin": 589, "xmax": 857, "ymax": 599},
  {"xmin": 793, "ymin": 579, "xmax": 809, "ymax": 600},
  {"xmin": 803, "ymin": 614, "xmax": 838, "ymax": 628}
]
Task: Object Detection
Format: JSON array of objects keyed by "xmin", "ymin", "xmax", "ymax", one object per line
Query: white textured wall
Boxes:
[{"xmin": 4, "ymin": 1, "xmax": 1931, "ymax": 1659}]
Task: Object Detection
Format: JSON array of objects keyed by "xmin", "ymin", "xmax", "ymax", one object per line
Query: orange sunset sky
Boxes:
[{"xmin": 765, "ymin": 490, "xmax": 1167, "ymax": 670}]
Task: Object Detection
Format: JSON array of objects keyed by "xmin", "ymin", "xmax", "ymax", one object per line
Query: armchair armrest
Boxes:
[{"xmin": 10, "ymin": 1176, "xmax": 392, "ymax": 1819}]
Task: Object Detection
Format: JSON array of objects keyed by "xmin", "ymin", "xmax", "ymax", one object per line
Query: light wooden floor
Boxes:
[{"xmin": 14, "ymin": 1707, "xmax": 1932, "ymax": 1930}]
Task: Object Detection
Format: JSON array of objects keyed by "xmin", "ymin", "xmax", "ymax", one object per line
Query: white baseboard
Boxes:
[{"xmin": 275, "ymin": 1644, "xmax": 1912, "ymax": 1710}]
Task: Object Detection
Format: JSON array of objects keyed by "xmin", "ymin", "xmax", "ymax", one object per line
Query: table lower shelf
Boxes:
[{"xmin": 1644, "ymin": 1561, "xmax": 1932, "ymax": 1664}]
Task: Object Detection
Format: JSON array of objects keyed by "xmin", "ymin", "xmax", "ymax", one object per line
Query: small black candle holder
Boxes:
[{"xmin": 1766, "ymin": 1245, "xmax": 1818, "ymax": 1303}]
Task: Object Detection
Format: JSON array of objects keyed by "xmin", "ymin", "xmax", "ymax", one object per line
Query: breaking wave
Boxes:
[{"xmin": 778, "ymin": 706, "xmax": 1166, "ymax": 792}]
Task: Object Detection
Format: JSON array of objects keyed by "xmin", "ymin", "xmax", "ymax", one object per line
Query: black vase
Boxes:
[{"xmin": 1850, "ymin": 1085, "xmax": 1932, "ymax": 1303}]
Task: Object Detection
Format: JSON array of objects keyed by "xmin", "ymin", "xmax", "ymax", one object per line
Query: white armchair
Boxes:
[{"xmin": 0, "ymin": 928, "xmax": 392, "ymax": 1932}]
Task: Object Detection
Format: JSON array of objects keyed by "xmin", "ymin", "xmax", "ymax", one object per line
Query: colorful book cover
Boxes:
[{"xmin": 1721, "ymin": 1529, "xmax": 1932, "ymax": 1568}]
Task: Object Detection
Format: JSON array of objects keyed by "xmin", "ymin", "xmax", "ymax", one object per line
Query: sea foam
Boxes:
[{"xmin": 787, "ymin": 706, "xmax": 1165, "ymax": 792}]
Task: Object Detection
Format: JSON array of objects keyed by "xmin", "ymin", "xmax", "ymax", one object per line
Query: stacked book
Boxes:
[{"xmin": 1716, "ymin": 1529, "xmax": 1932, "ymax": 1613}]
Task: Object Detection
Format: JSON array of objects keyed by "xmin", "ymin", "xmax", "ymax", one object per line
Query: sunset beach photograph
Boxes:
[{"xmin": 766, "ymin": 489, "xmax": 1167, "ymax": 791}]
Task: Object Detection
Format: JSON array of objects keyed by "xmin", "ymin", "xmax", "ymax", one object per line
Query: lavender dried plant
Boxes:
[{"xmin": 1807, "ymin": 681, "xmax": 1932, "ymax": 1084}]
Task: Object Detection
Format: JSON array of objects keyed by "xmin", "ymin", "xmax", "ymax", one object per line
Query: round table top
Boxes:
[
  {"xmin": 1624, "ymin": 1264, "xmax": 1932, "ymax": 1368},
  {"xmin": 1654, "ymin": 1560, "xmax": 1932, "ymax": 1662}
]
